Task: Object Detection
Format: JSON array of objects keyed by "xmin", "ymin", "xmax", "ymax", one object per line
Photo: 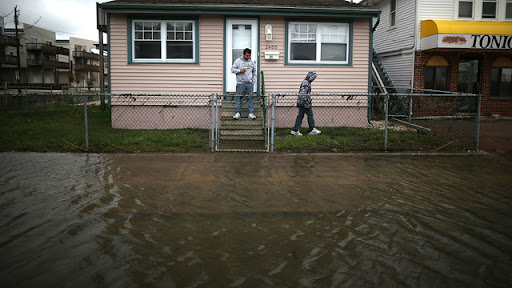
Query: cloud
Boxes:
[{"xmin": 1, "ymin": 0, "xmax": 106, "ymax": 41}]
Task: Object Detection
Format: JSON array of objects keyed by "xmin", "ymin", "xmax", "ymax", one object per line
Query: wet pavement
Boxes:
[
  {"xmin": 479, "ymin": 118, "xmax": 512, "ymax": 162},
  {"xmin": 1, "ymin": 152, "xmax": 511, "ymax": 287}
]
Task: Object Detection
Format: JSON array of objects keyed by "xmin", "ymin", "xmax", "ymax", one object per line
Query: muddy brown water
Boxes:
[{"xmin": 1, "ymin": 152, "xmax": 511, "ymax": 287}]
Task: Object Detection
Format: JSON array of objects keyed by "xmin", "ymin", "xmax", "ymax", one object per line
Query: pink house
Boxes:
[{"xmin": 100, "ymin": 0, "xmax": 380, "ymax": 129}]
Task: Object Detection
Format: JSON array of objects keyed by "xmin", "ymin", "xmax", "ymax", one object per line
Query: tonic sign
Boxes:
[
  {"xmin": 470, "ymin": 35, "xmax": 512, "ymax": 49},
  {"xmin": 435, "ymin": 34, "xmax": 512, "ymax": 50}
]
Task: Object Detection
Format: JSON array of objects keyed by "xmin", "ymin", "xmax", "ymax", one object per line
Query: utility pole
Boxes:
[
  {"xmin": 14, "ymin": 6, "xmax": 22, "ymax": 93},
  {"xmin": 97, "ymin": 2, "xmax": 106, "ymax": 110}
]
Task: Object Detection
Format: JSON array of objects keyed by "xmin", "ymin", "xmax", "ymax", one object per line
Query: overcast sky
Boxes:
[
  {"xmin": 1, "ymin": 0, "xmax": 363, "ymax": 43},
  {"xmin": 1, "ymin": 0, "xmax": 109, "ymax": 42}
]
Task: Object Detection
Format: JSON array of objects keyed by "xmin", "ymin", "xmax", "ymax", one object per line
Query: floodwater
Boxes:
[{"xmin": 1, "ymin": 152, "xmax": 511, "ymax": 288}]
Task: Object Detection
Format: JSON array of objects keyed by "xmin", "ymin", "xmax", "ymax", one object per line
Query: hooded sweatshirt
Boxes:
[
  {"xmin": 231, "ymin": 56, "xmax": 257, "ymax": 84},
  {"xmin": 297, "ymin": 71, "xmax": 317, "ymax": 108}
]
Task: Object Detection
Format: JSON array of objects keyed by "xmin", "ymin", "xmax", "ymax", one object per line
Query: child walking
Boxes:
[{"xmin": 291, "ymin": 71, "xmax": 321, "ymax": 136}]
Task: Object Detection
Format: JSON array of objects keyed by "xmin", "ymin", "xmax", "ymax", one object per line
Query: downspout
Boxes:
[
  {"xmin": 372, "ymin": 13, "xmax": 380, "ymax": 33},
  {"xmin": 410, "ymin": 0, "xmax": 419, "ymax": 93},
  {"xmin": 368, "ymin": 13, "xmax": 380, "ymax": 124}
]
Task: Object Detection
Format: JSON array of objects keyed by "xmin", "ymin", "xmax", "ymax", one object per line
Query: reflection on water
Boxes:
[{"xmin": 1, "ymin": 153, "xmax": 511, "ymax": 287}]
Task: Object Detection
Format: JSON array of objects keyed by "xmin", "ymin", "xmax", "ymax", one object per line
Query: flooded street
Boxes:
[{"xmin": 1, "ymin": 152, "xmax": 511, "ymax": 288}]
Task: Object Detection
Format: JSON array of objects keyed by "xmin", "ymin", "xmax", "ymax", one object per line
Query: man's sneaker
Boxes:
[
  {"xmin": 290, "ymin": 130, "xmax": 303, "ymax": 136},
  {"xmin": 248, "ymin": 113, "xmax": 256, "ymax": 119},
  {"xmin": 309, "ymin": 128, "xmax": 321, "ymax": 135},
  {"xmin": 233, "ymin": 112, "xmax": 240, "ymax": 120}
]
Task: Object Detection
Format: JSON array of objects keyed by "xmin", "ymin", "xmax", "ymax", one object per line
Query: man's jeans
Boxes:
[
  {"xmin": 235, "ymin": 83, "xmax": 254, "ymax": 114},
  {"xmin": 292, "ymin": 106, "xmax": 316, "ymax": 132}
]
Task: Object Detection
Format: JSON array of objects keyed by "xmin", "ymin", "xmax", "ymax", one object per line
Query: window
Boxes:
[
  {"xmin": 490, "ymin": 57, "xmax": 512, "ymax": 98},
  {"xmin": 458, "ymin": 0, "xmax": 473, "ymax": 18},
  {"xmin": 288, "ymin": 22, "xmax": 350, "ymax": 64},
  {"xmin": 506, "ymin": 0, "xmax": 512, "ymax": 19},
  {"xmin": 425, "ymin": 56, "xmax": 449, "ymax": 91},
  {"xmin": 390, "ymin": 0, "xmax": 397, "ymax": 27},
  {"xmin": 491, "ymin": 68, "xmax": 512, "ymax": 97},
  {"xmin": 131, "ymin": 19, "xmax": 196, "ymax": 63},
  {"xmin": 425, "ymin": 67, "xmax": 449, "ymax": 91},
  {"xmin": 482, "ymin": 0, "xmax": 497, "ymax": 19}
]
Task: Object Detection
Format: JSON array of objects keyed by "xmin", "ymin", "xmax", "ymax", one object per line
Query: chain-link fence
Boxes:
[
  {"xmin": 212, "ymin": 94, "xmax": 269, "ymax": 152},
  {"xmin": 1, "ymin": 93, "xmax": 92, "ymax": 152},
  {"xmin": 0, "ymin": 93, "xmax": 213, "ymax": 153},
  {"xmin": 371, "ymin": 93, "xmax": 481, "ymax": 152},
  {"xmin": 1, "ymin": 92, "xmax": 481, "ymax": 153},
  {"xmin": 269, "ymin": 93, "xmax": 372, "ymax": 152}
]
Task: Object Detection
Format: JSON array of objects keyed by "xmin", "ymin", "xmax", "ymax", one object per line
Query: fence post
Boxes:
[
  {"xmin": 215, "ymin": 93, "xmax": 220, "ymax": 150},
  {"xmin": 384, "ymin": 94, "xmax": 389, "ymax": 151},
  {"xmin": 271, "ymin": 93, "xmax": 276, "ymax": 152},
  {"xmin": 475, "ymin": 93, "xmax": 481, "ymax": 152},
  {"xmin": 210, "ymin": 93, "xmax": 215, "ymax": 153},
  {"xmin": 83, "ymin": 94, "xmax": 89, "ymax": 151},
  {"xmin": 408, "ymin": 95, "xmax": 413, "ymax": 123}
]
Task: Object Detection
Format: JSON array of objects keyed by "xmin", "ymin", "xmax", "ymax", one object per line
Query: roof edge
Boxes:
[{"xmin": 99, "ymin": 3, "xmax": 381, "ymax": 17}]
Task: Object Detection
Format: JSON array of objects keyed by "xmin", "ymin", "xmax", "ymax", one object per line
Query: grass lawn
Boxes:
[
  {"xmin": 0, "ymin": 105, "xmax": 209, "ymax": 153},
  {"xmin": 0, "ymin": 105, "xmax": 472, "ymax": 153},
  {"xmin": 274, "ymin": 126, "xmax": 470, "ymax": 153}
]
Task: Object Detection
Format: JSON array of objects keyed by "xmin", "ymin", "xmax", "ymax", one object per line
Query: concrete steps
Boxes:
[{"xmin": 218, "ymin": 100, "xmax": 266, "ymax": 145}]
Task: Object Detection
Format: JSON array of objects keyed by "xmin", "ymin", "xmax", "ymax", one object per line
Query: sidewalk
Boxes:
[{"xmin": 479, "ymin": 118, "xmax": 512, "ymax": 161}]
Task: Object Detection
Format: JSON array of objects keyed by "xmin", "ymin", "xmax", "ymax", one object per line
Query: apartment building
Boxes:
[
  {"xmin": 0, "ymin": 18, "xmax": 19, "ymax": 84},
  {"xmin": 56, "ymin": 37, "xmax": 101, "ymax": 88},
  {"xmin": 2, "ymin": 24, "xmax": 69, "ymax": 87},
  {"xmin": 366, "ymin": 0, "xmax": 512, "ymax": 116},
  {"xmin": 1, "ymin": 24, "xmax": 102, "ymax": 89}
]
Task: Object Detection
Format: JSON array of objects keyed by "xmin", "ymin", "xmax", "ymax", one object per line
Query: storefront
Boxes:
[{"xmin": 415, "ymin": 20, "xmax": 512, "ymax": 116}]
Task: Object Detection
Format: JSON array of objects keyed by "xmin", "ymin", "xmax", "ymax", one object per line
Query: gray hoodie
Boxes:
[{"xmin": 231, "ymin": 57, "xmax": 257, "ymax": 84}]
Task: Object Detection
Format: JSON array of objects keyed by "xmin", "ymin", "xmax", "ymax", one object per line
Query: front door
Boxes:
[
  {"xmin": 457, "ymin": 59, "xmax": 480, "ymax": 112},
  {"xmin": 225, "ymin": 18, "xmax": 258, "ymax": 93}
]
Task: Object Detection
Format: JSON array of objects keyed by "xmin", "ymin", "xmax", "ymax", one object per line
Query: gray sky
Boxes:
[
  {"xmin": 1, "ymin": 0, "xmax": 109, "ymax": 42},
  {"xmin": 1, "ymin": 0, "xmax": 363, "ymax": 42}
]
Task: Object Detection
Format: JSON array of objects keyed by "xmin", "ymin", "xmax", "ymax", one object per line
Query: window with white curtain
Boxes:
[
  {"xmin": 132, "ymin": 19, "xmax": 196, "ymax": 63},
  {"xmin": 288, "ymin": 22, "xmax": 349, "ymax": 64}
]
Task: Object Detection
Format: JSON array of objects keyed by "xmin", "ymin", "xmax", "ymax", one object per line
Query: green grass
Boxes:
[
  {"xmin": 0, "ymin": 105, "xmax": 471, "ymax": 153},
  {"xmin": 0, "ymin": 105, "xmax": 209, "ymax": 152},
  {"xmin": 275, "ymin": 126, "xmax": 469, "ymax": 152}
]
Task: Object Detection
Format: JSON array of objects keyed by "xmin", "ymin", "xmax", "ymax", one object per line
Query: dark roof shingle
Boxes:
[{"xmin": 101, "ymin": 0, "xmax": 365, "ymax": 9}]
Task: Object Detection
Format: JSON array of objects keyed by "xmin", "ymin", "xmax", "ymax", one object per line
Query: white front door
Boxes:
[{"xmin": 225, "ymin": 18, "xmax": 258, "ymax": 93}]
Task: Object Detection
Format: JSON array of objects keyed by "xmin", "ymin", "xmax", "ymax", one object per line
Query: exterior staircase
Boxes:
[
  {"xmin": 218, "ymin": 98, "xmax": 266, "ymax": 151},
  {"xmin": 371, "ymin": 49, "xmax": 410, "ymax": 116},
  {"xmin": 372, "ymin": 48, "xmax": 397, "ymax": 94}
]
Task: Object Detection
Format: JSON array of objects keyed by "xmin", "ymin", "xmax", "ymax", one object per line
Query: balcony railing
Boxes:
[
  {"xmin": 27, "ymin": 59, "xmax": 69, "ymax": 69},
  {"xmin": 73, "ymin": 50, "xmax": 101, "ymax": 61},
  {"xmin": 0, "ymin": 55, "xmax": 18, "ymax": 65},
  {"xmin": 0, "ymin": 35, "xmax": 18, "ymax": 47},
  {"xmin": 26, "ymin": 43, "xmax": 70, "ymax": 55},
  {"xmin": 75, "ymin": 63, "xmax": 100, "ymax": 72}
]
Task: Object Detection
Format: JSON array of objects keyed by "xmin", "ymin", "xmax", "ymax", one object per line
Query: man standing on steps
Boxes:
[{"xmin": 231, "ymin": 48, "xmax": 257, "ymax": 120}]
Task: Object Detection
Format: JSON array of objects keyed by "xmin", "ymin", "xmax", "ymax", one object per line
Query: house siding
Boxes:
[
  {"xmin": 109, "ymin": 14, "xmax": 224, "ymax": 94},
  {"xmin": 373, "ymin": 0, "xmax": 416, "ymax": 54},
  {"xmin": 259, "ymin": 17, "xmax": 370, "ymax": 94},
  {"xmin": 417, "ymin": 0, "xmax": 455, "ymax": 51},
  {"xmin": 109, "ymin": 14, "xmax": 371, "ymax": 95},
  {"xmin": 372, "ymin": 0, "xmax": 416, "ymax": 90}
]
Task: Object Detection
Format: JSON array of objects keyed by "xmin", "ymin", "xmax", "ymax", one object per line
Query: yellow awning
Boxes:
[{"xmin": 421, "ymin": 20, "xmax": 512, "ymax": 38}]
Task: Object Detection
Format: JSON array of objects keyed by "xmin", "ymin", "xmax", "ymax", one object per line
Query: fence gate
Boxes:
[{"xmin": 212, "ymin": 94, "xmax": 270, "ymax": 152}]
